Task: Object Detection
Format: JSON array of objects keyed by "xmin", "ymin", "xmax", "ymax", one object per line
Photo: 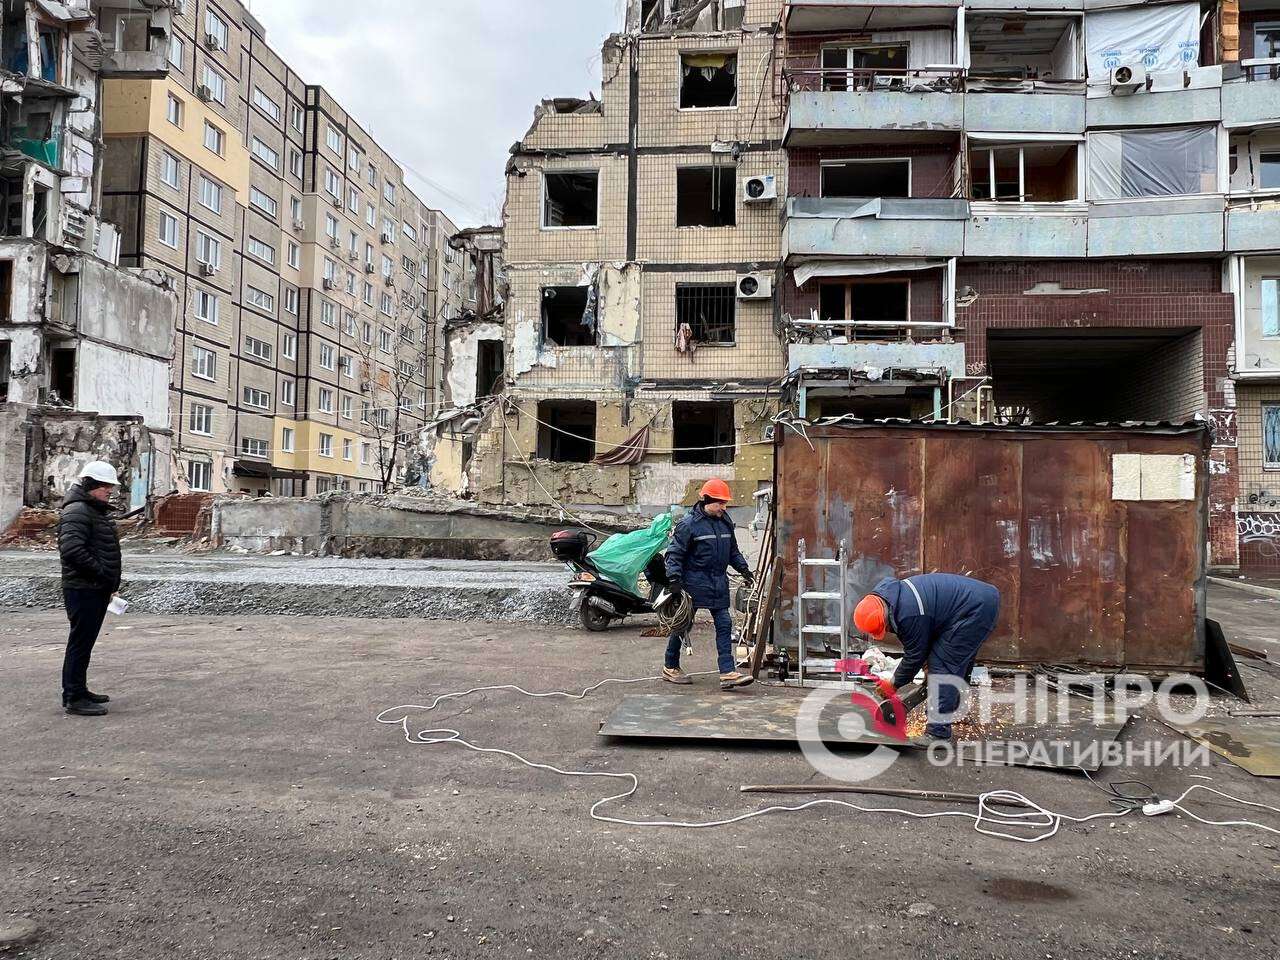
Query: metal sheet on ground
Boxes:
[
  {"xmin": 1174, "ymin": 719, "xmax": 1280, "ymax": 777},
  {"xmin": 598, "ymin": 691, "xmax": 1128, "ymax": 771}
]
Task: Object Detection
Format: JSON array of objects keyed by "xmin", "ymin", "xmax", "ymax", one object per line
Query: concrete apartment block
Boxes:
[{"xmin": 99, "ymin": 0, "xmax": 471, "ymax": 498}]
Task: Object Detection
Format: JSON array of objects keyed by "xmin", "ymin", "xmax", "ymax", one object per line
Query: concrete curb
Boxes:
[
  {"xmin": 0, "ymin": 575, "xmax": 577, "ymax": 625},
  {"xmin": 1208, "ymin": 576, "xmax": 1280, "ymax": 601}
]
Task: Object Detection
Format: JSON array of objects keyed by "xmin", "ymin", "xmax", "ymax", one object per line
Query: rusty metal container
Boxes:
[{"xmin": 774, "ymin": 421, "xmax": 1210, "ymax": 671}]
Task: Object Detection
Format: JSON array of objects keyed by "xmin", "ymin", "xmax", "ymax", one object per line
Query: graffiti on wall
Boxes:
[{"xmin": 1239, "ymin": 512, "xmax": 1280, "ymax": 558}]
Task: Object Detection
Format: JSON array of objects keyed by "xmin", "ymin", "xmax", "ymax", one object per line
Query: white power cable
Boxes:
[{"xmin": 376, "ymin": 677, "xmax": 1280, "ymax": 844}]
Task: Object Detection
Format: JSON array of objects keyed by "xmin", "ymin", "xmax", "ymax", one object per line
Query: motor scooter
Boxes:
[{"xmin": 549, "ymin": 530, "xmax": 669, "ymax": 631}]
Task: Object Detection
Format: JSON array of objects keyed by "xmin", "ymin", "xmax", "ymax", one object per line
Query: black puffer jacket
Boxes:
[{"xmin": 58, "ymin": 484, "xmax": 122, "ymax": 592}]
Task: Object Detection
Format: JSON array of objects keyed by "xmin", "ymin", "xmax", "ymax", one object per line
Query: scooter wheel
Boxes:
[{"xmin": 580, "ymin": 601, "xmax": 612, "ymax": 632}]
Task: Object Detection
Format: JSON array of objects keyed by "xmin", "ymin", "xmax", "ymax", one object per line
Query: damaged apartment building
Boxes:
[
  {"xmin": 99, "ymin": 0, "xmax": 467, "ymax": 499},
  {"xmin": 774, "ymin": 0, "xmax": 1279, "ymax": 574},
  {"xmin": 469, "ymin": 0, "xmax": 783, "ymax": 513},
  {"xmin": 475, "ymin": 0, "xmax": 1280, "ymax": 572},
  {"xmin": 0, "ymin": 0, "xmax": 179, "ymax": 530}
]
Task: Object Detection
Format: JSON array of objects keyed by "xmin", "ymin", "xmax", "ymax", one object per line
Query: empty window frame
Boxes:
[
  {"xmin": 675, "ymin": 283, "xmax": 735, "ymax": 344},
  {"xmin": 819, "ymin": 279, "xmax": 910, "ymax": 324},
  {"xmin": 971, "ymin": 142, "xmax": 1079, "ymax": 202},
  {"xmin": 541, "ymin": 286, "xmax": 596, "ymax": 346},
  {"xmin": 672, "ymin": 401, "xmax": 735, "ymax": 465},
  {"xmin": 542, "ymin": 171, "xmax": 599, "ymax": 228},
  {"xmin": 821, "ymin": 158, "xmax": 911, "ymax": 199},
  {"xmin": 676, "ymin": 165, "xmax": 736, "ymax": 227},
  {"xmin": 821, "ymin": 44, "xmax": 909, "ymax": 91},
  {"xmin": 680, "ymin": 53, "xmax": 738, "ymax": 108},
  {"xmin": 536, "ymin": 400, "xmax": 596, "ymax": 462}
]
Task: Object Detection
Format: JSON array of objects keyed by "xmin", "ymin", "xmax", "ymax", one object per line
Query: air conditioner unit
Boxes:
[
  {"xmin": 329, "ymin": 236, "xmax": 340, "ymax": 249},
  {"xmin": 743, "ymin": 175, "xmax": 777, "ymax": 203},
  {"xmin": 384, "ymin": 275, "xmax": 395, "ymax": 287},
  {"xmin": 347, "ymin": 250, "xmax": 359, "ymax": 261},
  {"xmin": 331, "ymin": 195, "xmax": 342, "ymax": 209},
  {"xmin": 736, "ymin": 272, "xmax": 772, "ymax": 300},
  {"xmin": 1109, "ymin": 65, "xmax": 1149, "ymax": 95},
  {"xmin": 198, "ymin": 262, "xmax": 217, "ymax": 277},
  {"xmin": 323, "ymin": 278, "xmax": 337, "ymax": 290},
  {"xmin": 196, "ymin": 84, "xmax": 213, "ymax": 102},
  {"xmin": 380, "ymin": 231, "xmax": 393, "ymax": 244},
  {"xmin": 203, "ymin": 32, "xmax": 220, "ymax": 50},
  {"xmin": 365, "ymin": 263, "xmax": 376, "ymax": 274}
]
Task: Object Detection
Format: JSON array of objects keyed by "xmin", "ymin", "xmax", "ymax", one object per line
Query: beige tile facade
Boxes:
[
  {"xmin": 102, "ymin": 0, "xmax": 463, "ymax": 496},
  {"xmin": 489, "ymin": 8, "xmax": 787, "ymax": 509}
]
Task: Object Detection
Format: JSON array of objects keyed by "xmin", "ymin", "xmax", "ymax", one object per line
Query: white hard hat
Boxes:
[{"xmin": 79, "ymin": 461, "xmax": 120, "ymax": 486}]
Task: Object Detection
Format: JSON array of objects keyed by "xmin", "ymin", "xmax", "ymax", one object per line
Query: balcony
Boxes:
[
  {"xmin": 966, "ymin": 204, "xmax": 1088, "ymax": 258},
  {"xmin": 964, "ymin": 92, "xmax": 1085, "ymax": 135},
  {"xmin": 97, "ymin": 0, "xmax": 178, "ymax": 79},
  {"xmin": 1227, "ymin": 198, "xmax": 1280, "ymax": 253},
  {"xmin": 1084, "ymin": 79, "xmax": 1222, "ymax": 129},
  {"xmin": 1087, "ymin": 197, "xmax": 1225, "ymax": 257},
  {"xmin": 1223, "ymin": 65, "xmax": 1280, "ymax": 130},
  {"xmin": 788, "ymin": 340, "xmax": 965, "ymax": 377},
  {"xmin": 785, "ymin": 196, "xmax": 968, "ymax": 258},
  {"xmin": 784, "ymin": 69, "xmax": 963, "ymax": 145}
]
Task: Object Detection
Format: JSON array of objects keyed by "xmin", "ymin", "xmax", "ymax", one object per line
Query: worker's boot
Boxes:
[
  {"xmin": 719, "ymin": 671, "xmax": 755, "ymax": 690},
  {"xmin": 83, "ymin": 690, "xmax": 111, "ymax": 704},
  {"xmin": 63, "ymin": 697, "xmax": 108, "ymax": 717},
  {"xmin": 662, "ymin": 667, "xmax": 693, "ymax": 685}
]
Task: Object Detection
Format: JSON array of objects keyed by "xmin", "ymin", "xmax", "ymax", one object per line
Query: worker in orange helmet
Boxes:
[
  {"xmin": 662, "ymin": 478, "xmax": 756, "ymax": 690},
  {"xmin": 853, "ymin": 574, "xmax": 1001, "ymax": 741}
]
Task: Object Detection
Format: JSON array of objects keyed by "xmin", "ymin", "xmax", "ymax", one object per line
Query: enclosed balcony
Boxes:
[{"xmin": 785, "ymin": 196, "xmax": 968, "ymax": 258}]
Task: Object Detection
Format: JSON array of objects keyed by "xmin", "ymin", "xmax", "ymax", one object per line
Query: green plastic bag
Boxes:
[{"xmin": 587, "ymin": 513, "xmax": 674, "ymax": 598}]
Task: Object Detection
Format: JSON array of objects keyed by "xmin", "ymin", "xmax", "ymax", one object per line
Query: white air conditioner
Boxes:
[
  {"xmin": 736, "ymin": 272, "xmax": 772, "ymax": 300},
  {"xmin": 1109, "ymin": 65, "xmax": 1149, "ymax": 94},
  {"xmin": 347, "ymin": 250, "xmax": 359, "ymax": 261},
  {"xmin": 198, "ymin": 262, "xmax": 217, "ymax": 277},
  {"xmin": 743, "ymin": 175, "xmax": 777, "ymax": 203},
  {"xmin": 331, "ymin": 195, "xmax": 342, "ymax": 209},
  {"xmin": 204, "ymin": 32, "xmax": 220, "ymax": 51},
  {"xmin": 323, "ymin": 278, "xmax": 337, "ymax": 290},
  {"xmin": 292, "ymin": 218, "xmax": 305, "ymax": 230},
  {"xmin": 196, "ymin": 84, "xmax": 213, "ymax": 102},
  {"xmin": 380, "ymin": 231, "xmax": 393, "ymax": 244},
  {"xmin": 328, "ymin": 237, "xmax": 340, "ymax": 249},
  {"xmin": 365, "ymin": 263, "xmax": 376, "ymax": 274},
  {"xmin": 384, "ymin": 275, "xmax": 395, "ymax": 287}
]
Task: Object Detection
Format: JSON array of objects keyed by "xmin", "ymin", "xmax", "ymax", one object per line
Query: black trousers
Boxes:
[{"xmin": 62, "ymin": 588, "xmax": 111, "ymax": 700}]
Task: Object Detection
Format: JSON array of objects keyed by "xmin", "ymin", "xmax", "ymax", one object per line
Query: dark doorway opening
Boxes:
[
  {"xmin": 476, "ymin": 339, "xmax": 504, "ymax": 400},
  {"xmin": 49, "ymin": 347, "xmax": 75, "ymax": 403}
]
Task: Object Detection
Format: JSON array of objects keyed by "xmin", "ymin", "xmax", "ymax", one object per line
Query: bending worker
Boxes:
[
  {"xmin": 854, "ymin": 573, "xmax": 1001, "ymax": 741},
  {"xmin": 662, "ymin": 479, "xmax": 755, "ymax": 690}
]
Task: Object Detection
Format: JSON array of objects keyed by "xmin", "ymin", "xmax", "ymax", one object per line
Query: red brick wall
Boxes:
[{"xmin": 153, "ymin": 493, "xmax": 215, "ymax": 536}]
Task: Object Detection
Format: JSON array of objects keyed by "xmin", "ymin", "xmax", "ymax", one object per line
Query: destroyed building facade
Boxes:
[
  {"xmin": 468, "ymin": 0, "xmax": 782, "ymax": 513},
  {"xmin": 480, "ymin": 0, "xmax": 1280, "ymax": 573},
  {"xmin": 0, "ymin": 0, "xmax": 180, "ymax": 529},
  {"xmin": 99, "ymin": 0, "xmax": 467, "ymax": 498}
]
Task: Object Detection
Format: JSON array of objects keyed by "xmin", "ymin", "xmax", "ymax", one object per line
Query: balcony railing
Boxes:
[{"xmin": 782, "ymin": 64, "xmax": 963, "ymax": 95}]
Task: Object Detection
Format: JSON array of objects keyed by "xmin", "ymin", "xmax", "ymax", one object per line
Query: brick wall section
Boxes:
[
  {"xmin": 154, "ymin": 493, "xmax": 216, "ymax": 536},
  {"xmin": 1107, "ymin": 331, "xmax": 1205, "ymax": 423}
]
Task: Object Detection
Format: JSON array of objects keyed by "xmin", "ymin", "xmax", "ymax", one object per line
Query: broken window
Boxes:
[
  {"xmin": 541, "ymin": 286, "xmax": 596, "ymax": 347},
  {"xmin": 676, "ymin": 166, "xmax": 736, "ymax": 227},
  {"xmin": 821, "ymin": 44, "xmax": 909, "ymax": 91},
  {"xmin": 0, "ymin": 341, "xmax": 9, "ymax": 401},
  {"xmin": 0, "ymin": 261, "xmax": 12, "ymax": 320},
  {"xmin": 819, "ymin": 280, "xmax": 910, "ymax": 324},
  {"xmin": 676, "ymin": 284, "xmax": 735, "ymax": 345},
  {"xmin": 542, "ymin": 171, "xmax": 599, "ymax": 228},
  {"xmin": 970, "ymin": 142, "xmax": 1079, "ymax": 202},
  {"xmin": 672, "ymin": 401, "xmax": 735, "ymax": 465},
  {"xmin": 49, "ymin": 347, "xmax": 75, "ymax": 404},
  {"xmin": 680, "ymin": 53, "xmax": 737, "ymax": 109},
  {"xmin": 537, "ymin": 400, "xmax": 596, "ymax": 463},
  {"xmin": 821, "ymin": 159, "xmax": 911, "ymax": 199},
  {"xmin": 969, "ymin": 14, "xmax": 1081, "ymax": 81}
]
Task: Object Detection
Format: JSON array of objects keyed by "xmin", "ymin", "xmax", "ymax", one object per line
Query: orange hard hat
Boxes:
[
  {"xmin": 700, "ymin": 478, "xmax": 733, "ymax": 503},
  {"xmin": 854, "ymin": 594, "xmax": 888, "ymax": 640}
]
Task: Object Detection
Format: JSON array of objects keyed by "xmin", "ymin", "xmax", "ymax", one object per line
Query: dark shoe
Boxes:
[
  {"xmin": 83, "ymin": 691, "xmax": 110, "ymax": 704},
  {"xmin": 64, "ymin": 698, "xmax": 108, "ymax": 717}
]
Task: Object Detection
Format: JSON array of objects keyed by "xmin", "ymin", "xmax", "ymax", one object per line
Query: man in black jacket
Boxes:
[{"xmin": 58, "ymin": 461, "xmax": 123, "ymax": 717}]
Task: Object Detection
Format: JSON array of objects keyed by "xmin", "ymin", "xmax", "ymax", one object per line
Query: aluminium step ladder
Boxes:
[{"xmin": 794, "ymin": 538, "xmax": 852, "ymax": 687}]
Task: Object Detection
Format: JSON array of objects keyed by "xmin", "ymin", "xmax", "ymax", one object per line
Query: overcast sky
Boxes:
[{"xmin": 248, "ymin": 1, "xmax": 626, "ymax": 228}]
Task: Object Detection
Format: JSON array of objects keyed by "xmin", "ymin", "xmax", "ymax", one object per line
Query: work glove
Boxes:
[{"xmin": 741, "ymin": 572, "xmax": 756, "ymax": 588}]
